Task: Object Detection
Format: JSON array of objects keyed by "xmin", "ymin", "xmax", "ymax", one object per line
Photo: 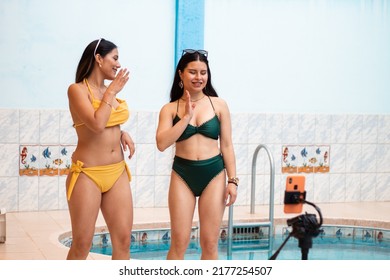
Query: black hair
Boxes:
[
  {"xmin": 75, "ymin": 38, "xmax": 117, "ymax": 83},
  {"xmin": 169, "ymin": 51, "xmax": 218, "ymax": 102}
]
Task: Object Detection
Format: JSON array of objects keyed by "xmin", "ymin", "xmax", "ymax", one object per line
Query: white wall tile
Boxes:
[
  {"xmin": 122, "ymin": 111, "xmax": 138, "ymax": 144},
  {"xmin": 231, "ymin": 113, "xmax": 248, "ymax": 144},
  {"xmin": 331, "ymin": 115, "xmax": 347, "ymax": 143},
  {"xmin": 154, "ymin": 176, "xmax": 169, "ymax": 207},
  {"xmin": 360, "ymin": 173, "xmax": 376, "ymax": 202},
  {"xmin": 137, "ymin": 111, "xmax": 157, "ymax": 144},
  {"xmin": 361, "ymin": 144, "xmax": 377, "ymax": 173},
  {"xmin": 376, "ymin": 144, "xmax": 390, "ymax": 173},
  {"xmin": 303, "ymin": 174, "xmax": 314, "ymax": 202},
  {"xmin": 248, "ymin": 113, "xmax": 266, "ymax": 144},
  {"xmin": 236, "ymin": 174, "xmax": 248, "ymax": 206},
  {"xmin": 282, "ymin": 114, "xmax": 299, "ymax": 144},
  {"xmin": 315, "ymin": 114, "xmax": 331, "ymax": 144},
  {"xmin": 58, "ymin": 176, "xmax": 68, "ymax": 210},
  {"xmin": 0, "ymin": 109, "xmax": 19, "ymax": 143},
  {"xmin": 313, "ymin": 173, "xmax": 330, "ymax": 203},
  {"xmin": 38, "ymin": 177, "xmax": 59, "ymax": 210},
  {"xmin": 252, "ymin": 174, "xmax": 265, "ymax": 205},
  {"xmin": 155, "ymin": 147, "xmax": 173, "ymax": 176},
  {"xmin": 330, "ymin": 144, "xmax": 347, "ymax": 173},
  {"xmin": 235, "ymin": 144, "xmax": 249, "ymax": 176},
  {"xmin": 19, "ymin": 110, "xmax": 39, "ymax": 144},
  {"xmin": 345, "ymin": 174, "xmax": 361, "ymax": 202},
  {"xmin": 272, "ymin": 174, "xmax": 284, "ymax": 205},
  {"xmin": 135, "ymin": 175, "xmax": 155, "ymax": 208},
  {"xmin": 2, "ymin": 108, "xmax": 390, "ymax": 211},
  {"xmin": 0, "ymin": 177, "xmax": 18, "ymax": 211},
  {"xmin": 362, "ymin": 115, "xmax": 378, "ymax": 143},
  {"xmin": 346, "ymin": 115, "xmax": 363, "ymax": 144},
  {"xmin": 18, "ymin": 176, "xmax": 39, "ymax": 211},
  {"xmin": 345, "ymin": 144, "xmax": 362, "ymax": 173},
  {"xmin": 376, "ymin": 173, "xmax": 390, "ymax": 201},
  {"xmin": 136, "ymin": 144, "xmax": 156, "ymax": 175},
  {"xmin": 329, "ymin": 174, "xmax": 346, "ymax": 202},
  {"xmin": 59, "ymin": 110, "xmax": 77, "ymax": 144},
  {"xmin": 40, "ymin": 110, "xmax": 60, "ymax": 144},
  {"xmin": 378, "ymin": 115, "xmax": 390, "ymax": 143},
  {"xmin": 298, "ymin": 114, "xmax": 316, "ymax": 144},
  {"xmin": 0, "ymin": 144, "xmax": 19, "ymax": 176},
  {"xmin": 265, "ymin": 114, "xmax": 282, "ymax": 144}
]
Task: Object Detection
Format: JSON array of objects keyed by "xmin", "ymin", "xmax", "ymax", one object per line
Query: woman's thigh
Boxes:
[
  {"xmin": 198, "ymin": 172, "xmax": 226, "ymax": 241},
  {"xmin": 168, "ymin": 172, "xmax": 196, "ymax": 241},
  {"xmin": 66, "ymin": 172, "xmax": 102, "ymax": 242},
  {"xmin": 101, "ymin": 170, "xmax": 133, "ymax": 236}
]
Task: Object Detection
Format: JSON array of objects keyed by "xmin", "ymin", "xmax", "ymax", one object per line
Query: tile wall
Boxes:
[{"xmin": 0, "ymin": 109, "xmax": 389, "ymax": 212}]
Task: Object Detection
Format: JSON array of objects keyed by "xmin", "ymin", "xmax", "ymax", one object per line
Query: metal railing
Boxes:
[{"xmin": 227, "ymin": 144, "xmax": 275, "ymax": 259}]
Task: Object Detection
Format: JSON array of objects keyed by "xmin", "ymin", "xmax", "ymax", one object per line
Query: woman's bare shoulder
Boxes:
[
  {"xmin": 68, "ymin": 82, "xmax": 80, "ymax": 94},
  {"xmin": 209, "ymin": 96, "xmax": 228, "ymax": 109},
  {"xmin": 160, "ymin": 100, "xmax": 177, "ymax": 113},
  {"xmin": 67, "ymin": 82, "xmax": 87, "ymax": 100}
]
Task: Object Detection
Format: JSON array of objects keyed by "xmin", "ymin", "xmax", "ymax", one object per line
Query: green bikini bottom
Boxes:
[{"xmin": 172, "ymin": 154, "xmax": 225, "ymax": 197}]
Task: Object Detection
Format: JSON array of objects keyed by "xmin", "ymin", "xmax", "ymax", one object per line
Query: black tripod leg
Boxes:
[
  {"xmin": 269, "ymin": 232, "xmax": 293, "ymax": 260},
  {"xmin": 301, "ymin": 248, "xmax": 309, "ymax": 260}
]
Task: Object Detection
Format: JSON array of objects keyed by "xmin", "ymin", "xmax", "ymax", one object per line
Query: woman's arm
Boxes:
[
  {"xmin": 156, "ymin": 91, "xmax": 194, "ymax": 151},
  {"xmin": 218, "ymin": 99, "xmax": 238, "ymax": 206},
  {"xmin": 68, "ymin": 69, "xmax": 129, "ymax": 133},
  {"xmin": 68, "ymin": 83, "xmax": 114, "ymax": 133},
  {"xmin": 120, "ymin": 130, "xmax": 135, "ymax": 159}
]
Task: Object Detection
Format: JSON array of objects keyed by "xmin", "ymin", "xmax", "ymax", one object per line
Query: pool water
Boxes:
[
  {"xmin": 82, "ymin": 225, "xmax": 390, "ymax": 260},
  {"xmin": 89, "ymin": 236, "xmax": 390, "ymax": 260}
]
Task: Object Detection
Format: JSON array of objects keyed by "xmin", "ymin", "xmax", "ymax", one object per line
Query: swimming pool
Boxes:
[{"xmin": 60, "ymin": 224, "xmax": 390, "ymax": 260}]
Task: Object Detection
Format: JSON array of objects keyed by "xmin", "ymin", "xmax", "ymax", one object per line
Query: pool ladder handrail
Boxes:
[{"xmin": 227, "ymin": 144, "xmax": 275, "ymax": 259}]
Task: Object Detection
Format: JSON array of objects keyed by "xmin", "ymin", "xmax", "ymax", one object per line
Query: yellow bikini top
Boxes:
[{"xmin": 73, "ymin": 79, "xmax": 129, "ymax": 128}]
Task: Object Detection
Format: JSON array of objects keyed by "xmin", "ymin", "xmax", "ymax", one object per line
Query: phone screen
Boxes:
[{"xmin": 283, "ymin": 175, "xmax": 305, "ymax": 214}]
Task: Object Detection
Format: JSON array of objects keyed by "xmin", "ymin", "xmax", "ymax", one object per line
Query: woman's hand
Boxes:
[
  {"xmin": 120, "ymin": 130, "xmax": 135, "ymax": 159},
  {"xmin": 183, "ymin": 90, "xmax": 195, "ymax": 120},
  {"xmin": 225, "ymin": 183, "xmax": 238, "ymax": 206},
  {"xmin": 106, "ymin": 68, "xmax": 130, "ymax": 96}
]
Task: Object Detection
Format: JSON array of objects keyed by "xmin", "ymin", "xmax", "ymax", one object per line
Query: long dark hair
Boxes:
[
  {"xmin": 170, "ymin": 52, "xmax": 218, "ymax": 102},
  {"xmin": 75, "ymin": 38, "xmax": 117, "ymax": 83}
]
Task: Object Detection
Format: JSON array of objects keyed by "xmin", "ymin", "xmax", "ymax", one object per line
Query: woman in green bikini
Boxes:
[
  {"xmin": 66, "ymin": 38, "xmax": 135, "ymax": 260},
  {"xmin": 156, "ymin": 49, "xmax": 238, "ymax": 259}
]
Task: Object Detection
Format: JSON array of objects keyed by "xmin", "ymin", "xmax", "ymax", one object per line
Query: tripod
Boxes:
[{"xmin": 269, "ymin": 200, "xmax": 323, "ymax": 260}]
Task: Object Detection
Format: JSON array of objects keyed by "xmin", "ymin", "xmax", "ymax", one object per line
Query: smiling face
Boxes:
[
  {"xmin": 98, "ymin": 48, "xmax": 121, "ymax": 80},
  {"xmin": 179, "ymin": 60, "xmax": 208, "ymax": 94}
]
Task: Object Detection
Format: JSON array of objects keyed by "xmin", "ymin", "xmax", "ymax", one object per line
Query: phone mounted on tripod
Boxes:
[{"xmin": 270, "ymin": 175, "xmax": 323, "ymax": 260}]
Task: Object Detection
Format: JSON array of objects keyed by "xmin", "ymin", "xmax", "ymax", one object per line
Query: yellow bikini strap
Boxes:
[{"xmin": 84, "ymin": 78, "xmax": 96, "ymax": 100}]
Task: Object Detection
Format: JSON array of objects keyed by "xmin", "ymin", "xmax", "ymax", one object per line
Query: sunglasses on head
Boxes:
[{"xmin": 182, "ymin": 49, "xmax": 208, "ymax": 57}]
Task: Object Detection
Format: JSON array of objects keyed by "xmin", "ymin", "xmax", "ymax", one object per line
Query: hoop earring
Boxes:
[{"xmin": 179, "ymin": 80, "xmax": 183, "ymax": 89}]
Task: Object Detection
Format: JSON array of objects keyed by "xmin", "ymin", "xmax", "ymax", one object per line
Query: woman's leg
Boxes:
[
  {"xmin": 166, "ymin": 172, "xmax": 196, "ymax": 260},
  {"xmin": 198, "ymin": 171, "xmax": 226, "ymax": 260},
  {"xmin": 66, "ymin": 172, "xmax": 102, "ymax": 260},
  {"xmin": 101, "ymin": 170, "xmax": 133, "ymax": 260}
]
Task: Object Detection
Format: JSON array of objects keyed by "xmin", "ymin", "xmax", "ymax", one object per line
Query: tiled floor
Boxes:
[{"xmin": 1, "ymin": 202, "xmax": 389, "ymax": 260}]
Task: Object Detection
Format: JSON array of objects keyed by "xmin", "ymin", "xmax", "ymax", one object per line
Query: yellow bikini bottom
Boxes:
[{"xmin": 67, "ymin": 160, "xmax": 131, "ymax": 200}]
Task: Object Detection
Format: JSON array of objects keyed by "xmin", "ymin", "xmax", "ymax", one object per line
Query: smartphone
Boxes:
[{"xmin": 283, "ymin": 175, "xmax": 306, "ymax": 214}]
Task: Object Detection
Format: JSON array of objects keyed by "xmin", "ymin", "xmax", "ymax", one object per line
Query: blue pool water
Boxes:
[{"xmin": 62, "ymin": 225, "xmax": 390, "ymax": 260}]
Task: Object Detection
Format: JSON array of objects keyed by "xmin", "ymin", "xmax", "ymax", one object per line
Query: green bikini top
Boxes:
[{"xmin": 173, "ymin": 96, "xmax": 220, "ymax": 142}]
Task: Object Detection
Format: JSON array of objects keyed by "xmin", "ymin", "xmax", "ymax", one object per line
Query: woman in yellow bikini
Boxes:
[{"xmin": 66, "ymin": 38, "xmax": 135, "ymax": 260}]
